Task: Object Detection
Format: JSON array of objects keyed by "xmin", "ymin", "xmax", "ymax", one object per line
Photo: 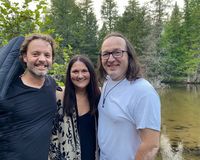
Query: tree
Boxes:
[
  {"xmin": 141, "ymin": 0, "xmax": 170, "ymax": 84},
  {"xmin": 97, "ymin": 23, "xmax": 109, "ymax": 47},
  {"xmin": 100, "ymin": 0, "xmax": 118, "ymax": 32},
  {"xmin": 115, "ymin": 0, "xmax": 150, "ymax": 56},
  {"xmin": 0, "ymin": 0, "xmax": 47, "ymax": 46},
  {"xmin": 77, "ymin": 0, "xmax": 99, "ymax": 62},
  {"xmin": 161, "ymin": 3, "xmax": 185, "ymax": 81},
  {"xmin": 44, "ymin": 0, "xmax": 82, "ymax": 54},
  {"xmin": 181, "ymin": 0, "xmax": 200, "ymax": 82}
]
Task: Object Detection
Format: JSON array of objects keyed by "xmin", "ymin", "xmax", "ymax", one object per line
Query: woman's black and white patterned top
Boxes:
[{"xmin": 49, "ymin": 99, "xmax": 81, "ymax": 160}]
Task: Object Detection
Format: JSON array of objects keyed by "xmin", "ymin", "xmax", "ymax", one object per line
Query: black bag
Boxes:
[{"xmin": 0, "ymin": 36, "xmax": 25, "ymax": 99}]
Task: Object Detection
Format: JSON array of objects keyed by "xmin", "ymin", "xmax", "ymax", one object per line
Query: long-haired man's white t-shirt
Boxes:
[{"xmin": 98, "ymin": 77, "xmax": 161, "ymax": 160}]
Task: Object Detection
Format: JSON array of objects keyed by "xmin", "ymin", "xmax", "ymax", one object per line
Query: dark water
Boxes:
[{"xmin": 156, "ymin": 85, "xmax": 200, "ymax": 160}]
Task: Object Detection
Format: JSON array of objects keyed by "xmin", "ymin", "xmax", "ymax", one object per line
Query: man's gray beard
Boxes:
[{"xmin": 29, "ymin": 66, "xmax": 51, "ymax": 78}]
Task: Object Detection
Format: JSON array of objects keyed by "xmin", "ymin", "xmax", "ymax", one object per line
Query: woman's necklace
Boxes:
[{"xmin": 102, "ymin": 79, "xmax": 124, "ymax": 108}]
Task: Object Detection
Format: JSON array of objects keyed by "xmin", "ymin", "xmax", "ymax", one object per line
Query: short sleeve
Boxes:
[{"xmin": 133, "ymin": 92, "xmax": 161, "ymax": 131}]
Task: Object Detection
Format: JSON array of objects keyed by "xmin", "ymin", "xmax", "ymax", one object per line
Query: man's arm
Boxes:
[{"xmin": 135, "ymin": 128, "xmax": 160, "ymax": 160}]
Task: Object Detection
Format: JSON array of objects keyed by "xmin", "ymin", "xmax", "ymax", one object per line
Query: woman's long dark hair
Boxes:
[{"xmin": 63, "ymin": 55, "xmax": 101, "ymax": 116}]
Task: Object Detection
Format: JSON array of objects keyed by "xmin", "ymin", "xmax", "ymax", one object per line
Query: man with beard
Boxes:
[{"xmin": 0, "ymin": 34, "xmax": 57, "ymax": 160}]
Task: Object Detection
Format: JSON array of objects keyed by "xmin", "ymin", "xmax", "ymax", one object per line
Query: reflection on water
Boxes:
[
  {"xmin": 156, "ymin": 84, "xmax": 200, "ymax": 160},
  {"xmin": 160, "ymin": 134, "xmax": 183, "ymax": 160}
]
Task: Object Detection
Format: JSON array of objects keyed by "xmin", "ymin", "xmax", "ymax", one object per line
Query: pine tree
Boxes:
[
  {"xmin": 143, "ymin": 0, "xmax": 170, "ymax": 83},
  {"xmin": 100, "ymin": 0, "xmax": 118, "ymax": 32},
  {"xmin": 161, "ymin": 2, "xmax": 185, "ymax": 81},
  {"xmin": 45, "ymin": 0, "xmax": 82, "ymax": 54},
  {"xmin": 78, "ymin": 0, "xmax": 99, "ymax": 62},
  {"xmin": 182, "ymin": 0, "xmax": 200, "ymax": 82},
  {"xmin": 115, "ymin": 0, "xmax": 150, "ymax": 56}
]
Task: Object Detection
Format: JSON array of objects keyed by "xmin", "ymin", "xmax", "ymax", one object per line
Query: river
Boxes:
[{"xmin": 156, "ymin": 84, "xmax": 200, "ymax": 160}]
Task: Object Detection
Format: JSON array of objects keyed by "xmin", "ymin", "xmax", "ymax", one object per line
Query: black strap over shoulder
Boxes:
[{"xmin": 0, "ymin": 36, "xmax": 25, "ymax": 99}]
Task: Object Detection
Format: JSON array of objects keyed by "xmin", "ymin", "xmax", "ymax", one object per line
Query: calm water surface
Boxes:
[{"xmin": 156, "ymin": 85, "xmax": 200, "ymax": 160}]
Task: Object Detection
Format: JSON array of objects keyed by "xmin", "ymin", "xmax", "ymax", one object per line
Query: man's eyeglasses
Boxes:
[{"xmin": 100, "ymin": 50, "xmax": 127, "ymax": 60}]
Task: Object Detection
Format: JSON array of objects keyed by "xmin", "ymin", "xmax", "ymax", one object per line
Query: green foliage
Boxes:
[
  {"xmin": 43, "ymin": 0, "xmax": 100, "ymax": 66},
  {"xmin": 160, "ymin": 0, "xmax": 200, "ymax": 82},
  {"xmin": 161, "ymin": 3, "xmax": 186, "ymax": 79},
  {"xmin": 101, "ymin": 0, "xmax": 118, "ymax": 32},
  {"xmin": 44, "ymin": 0, "xmax": 82, "ymax": 54},
  {"xmin": 115, "ymin": 0, "xmax": 150, "ymax": 55},
  {"xmin": 0, "ymin": 0, "xmax": 47, "ymax": 46},
  {"xmin": 149, "ymin": 0, "xmax": 171, "ymax": 25},
  {"xmin": 77, "ymin": 0, "xmax": 99, "ymax": 62},
  {"xmin": 48, "ymin": 44, "xmax": 71, "ymax": 86},
  {"xmin": 97, "ymin": 23, "xmax": 109, "ymax": 47},
  {"xmin": 142, "ymin": 0, "xmax": 170, "ymax": 82},
  {"xmin": 181, "ymin": 0, "xmax": 200, "ymax": 78}
]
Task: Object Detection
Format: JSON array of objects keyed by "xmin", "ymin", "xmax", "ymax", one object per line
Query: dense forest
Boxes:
[{"xmin": 0, "ymin": 0, "xmax": 199, "ymax": 86}]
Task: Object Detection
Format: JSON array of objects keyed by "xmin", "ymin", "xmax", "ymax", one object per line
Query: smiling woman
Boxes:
[
  {"xmin": 49, "ymin": 54, "xmax": 101, "ymax": 160},
  {"xmin": 70, "ymin": 60, "xmax": 91, "ymax": 91}
]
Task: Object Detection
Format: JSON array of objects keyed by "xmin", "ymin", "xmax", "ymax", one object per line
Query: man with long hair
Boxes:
[{"xmin": 98, "ymin": 32, "xmax": 161, "ymax": 160}]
